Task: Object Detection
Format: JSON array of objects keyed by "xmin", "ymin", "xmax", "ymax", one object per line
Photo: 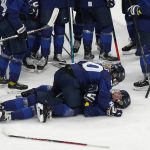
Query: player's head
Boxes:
[
  {"xmin": 110, "ymin": 63, "xmax": 125, "ymax": 86},
  {"xmin": 111, "ymin": 89, "xmax": 131, "ymax": 109}
]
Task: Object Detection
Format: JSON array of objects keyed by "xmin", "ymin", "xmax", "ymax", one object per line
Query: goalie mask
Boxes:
[
  {"xmin": 112, "ymin": 89, "xmax": 131, "ymax": 109},
  {"xmin": 110, "ymin": 63, "xmax": 125, "ymax": 86}
]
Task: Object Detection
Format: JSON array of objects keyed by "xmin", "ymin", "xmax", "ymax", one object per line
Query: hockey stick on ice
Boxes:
[
  {"xmin": 0, "ymin": 8, "xmax": 59, "ymax": 43},
  {"xmin": 3, "ymin": 131, "xmax": 110, "ymax": 149},
  {"xmin": 128, "ymin": 0, "xmax": 150, "ymax": 98}
]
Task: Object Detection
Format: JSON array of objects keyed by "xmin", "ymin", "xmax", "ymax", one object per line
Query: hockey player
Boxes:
[
  {"xmin": 127, "ymin": 0, "xmax": 150, "ymax": 89},
  {"xmin": 0, "ymin": 0, "xmax": 30, "ymax": 90},
  {"xmin": 0, "ymin": 61, "xmax": 129, "ymax": 122},
  {"xmin": 22, "ymin": 0, "xmax": 41, "ymax": 72},
  {"xmin": 73, "ymin": 0, "xmax": 83, "ymax": 53},
  {"xmin": 79, "ymin": 0, "xmax": 118, "ymax": 61},
  {"xmin": 37, "ymin": 0, "xmax": 74, "ymax": 71},
  {"xmin": 121, "ymin": 0, "xmax": 137, "ymax": 54}
]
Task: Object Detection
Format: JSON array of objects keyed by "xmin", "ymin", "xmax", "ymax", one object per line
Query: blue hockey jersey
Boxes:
[
  {"xmin": 80, "ymin": 0, "xmax": 106, "ymax": 8},
  {"xmin": 39, "ymin": 0, "xmax": 74, "ymax": 9},
  {"xmin": 7, "ymin": 0, "xmax": 39, "ymax": 32},
  {"xmin": 138, "ymin": 0, "xmax": 150, "ymax": 32},
  {"xmin": 70, "ymin": 61, "xmax": 112, "ymax": 116}
]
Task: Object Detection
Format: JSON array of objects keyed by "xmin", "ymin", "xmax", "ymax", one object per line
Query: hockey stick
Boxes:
[
  {"xmin": 128, "ymin": 0, "xmax": 150, "ymax": 98},
  {"xmin": 67, "ymin": 1, "xmax": 74, "ymax": 63},
  {"xmin": 3, "ymin": 132, "xmax": 110, "ymax": 149},
  {"xmin": 109, "ymin": 9, "xmax": 121, "ymax": 61},
  {"xmin": 0, "ymin": 8, "xmax": 59, "ymax": 43}
]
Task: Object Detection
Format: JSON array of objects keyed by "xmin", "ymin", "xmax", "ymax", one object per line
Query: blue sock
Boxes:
[
  {"xmin": 11, "ymin": 107, "xmax": 35, "ymax": 120},
  {"xmin": 2, "ymin": 98, "xmax": 24, "ymax": 111},
  {"xmin": 0, "ymin": 55, "xmax": 9, "ymax": 77}
]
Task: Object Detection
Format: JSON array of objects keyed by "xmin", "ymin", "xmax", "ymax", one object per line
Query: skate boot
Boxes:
[
  {"xmin": 73, "ymin": 40, "xmax": 81, "ymax": 53},
  {"xmin": 37, "ymin": 56, "xmax": 48, "ymax": 72},
  {"xmin": 133, "ymin": 77, "xmax": 149, "ymax": 90},
  {"xmin": 8, "ymin": 81, "xmax": 28, "ymax": 90},
  {"xmin": 95, "ymin": 40, "xmax": 102, "ymax": 52},
  {"xmin": 23, "ymin": 57, "xmax": 36, "ymax": 72},
  {"xmin": 0, "ymin": 109, "xmax": 11, "ymax": 122},
  {"xmin": 99, "ymin": 52, "xmax": 118, "ymax": 61},
  {"xmin": 53, "ymin": 54, "xmax": 66, "ymax": 64},
  {"xmin": 0, "ymin": 76, "xmax": 8, "ymax": 86},
  {"xmin": 84, "ymin": 45, "xmax": 94, "ymax": 60},
  {"xmin": 31, "ymin": 52, "xmax": 41, "ymax": 61},
  {"xmin": 36, "ymin": 103, "xmax": 52, "ymax": 123},
  {"xmin": 84, "ymin": 52, "xmax": 95, "ymax": 60},
  {"xmin": 122, "ymin": 40, "xmax": 136, "ymax": 55}
]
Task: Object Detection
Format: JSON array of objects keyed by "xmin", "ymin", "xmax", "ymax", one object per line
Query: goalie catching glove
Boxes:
[{"xmin": 84, "ymin": 84, "xmax": 98, "ymax": 107}]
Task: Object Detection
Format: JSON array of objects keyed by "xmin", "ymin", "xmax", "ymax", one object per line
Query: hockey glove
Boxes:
[
  {"xmin": 107, "ymin": 102, "xmax": 122, "ymax": 117},
  {"xmin": 17, "ymin": 24, "xmax": 28, "ymax": 40},
  {"xmin": 84, "ymin": 83, "xmax": 98, "ymax": 107},
  {"xmin": 28, "ymin": 0, "xmax": 39, "ymax": 19},
  {"xmin": 127, "ymin": 5, "xmax": 142, "ymax": 16},
  {"xmin": 106, "ymin": 0, "xmax": 115, "ymax": 8}
]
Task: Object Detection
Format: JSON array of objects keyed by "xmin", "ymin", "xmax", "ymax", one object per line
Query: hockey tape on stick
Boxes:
[{"xmin": 0, "ymin": 8, "xmax": 59, "ymax": 43}]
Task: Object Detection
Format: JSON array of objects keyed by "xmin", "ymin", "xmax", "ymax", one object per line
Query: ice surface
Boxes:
[{"xmin": 1, "ymin": 4, "xmax": 150, "ymax": 150}]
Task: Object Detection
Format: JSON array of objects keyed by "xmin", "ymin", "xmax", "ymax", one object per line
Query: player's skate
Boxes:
[
  {"xmin": 36, "ymin": 103, "xmax": 52, "ymax": 123},
  {"xmin": 0, "ymin": 108, "xmax": 11, "ymax": 122},
  {"xmin": 53, "ymin": 54, "xmax": 66, "ymax": 64},
  {"xmin": 133, "ymin": 77, "xmax": 149, "ymax": 91},
  {"xmin": 122, "ymin": 40, "xmax": 136, "ymax": 55},
  {"xmin": 8, "ymin": 81, "xmax": 28, "ymax": 90},
  {"xmin": 52, "ymin": 54, "xmax": 66, "ymax": 68},
  {"xmin": 0, "ymin": 76, "xmax": 8, "ymax": 87},
  {"xmin": 37, "ymin": 56, "xmax": 48, "ymax": 72},
  {"xmin": 23, "ymin": 57, "xmax": 36, "ymax": 72},
  {"xmin": 73, "ymin": 40, "xmax": 81, "ymax": 54},
  {"xmin": 99, "ymin": 52, "xmax": 118, "ymax": 61}
]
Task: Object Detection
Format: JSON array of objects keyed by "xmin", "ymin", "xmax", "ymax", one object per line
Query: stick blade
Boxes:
[{"xmin": 47, "ymin": 8, "xmax": 59, "ymax": 27}]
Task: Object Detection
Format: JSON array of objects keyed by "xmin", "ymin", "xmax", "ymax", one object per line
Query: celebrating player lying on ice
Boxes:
[{"xmin": 0, "ymin": 61, "xmax": 130, "ymax": 122}]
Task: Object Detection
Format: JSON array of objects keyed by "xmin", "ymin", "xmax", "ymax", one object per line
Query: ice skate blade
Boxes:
[
  {"xmin": 23, "ymin": 66, "xmax": 36, "ymax": 73},
  {"xmin": 122, "ymin": 48, "xmax": 136, "ymax": 55}
]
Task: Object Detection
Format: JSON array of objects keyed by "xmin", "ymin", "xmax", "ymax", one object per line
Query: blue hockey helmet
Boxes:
[{"xmin": 113, "ymin": 90, "xmax": 131, "ymax": 109}]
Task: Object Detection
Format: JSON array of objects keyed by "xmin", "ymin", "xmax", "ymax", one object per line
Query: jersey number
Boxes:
[{"xmin": 82, "ymin": 62, "xmax": 103, "ymax": 72}]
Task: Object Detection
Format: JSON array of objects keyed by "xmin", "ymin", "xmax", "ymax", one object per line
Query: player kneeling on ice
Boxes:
[{"xmin": 0, "ymin": 61, "xmax": 130, "ymax": 122}]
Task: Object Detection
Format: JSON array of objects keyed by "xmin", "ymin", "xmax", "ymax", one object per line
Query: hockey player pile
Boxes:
[{"xmin": 0, "ymin": 0, "xmax": 150, "ymax": 123}]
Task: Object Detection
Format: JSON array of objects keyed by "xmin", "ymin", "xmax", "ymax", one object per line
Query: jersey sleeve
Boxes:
[{"xmin": 7, "ymin": 0, "xmax": 25, "ymax": 32}]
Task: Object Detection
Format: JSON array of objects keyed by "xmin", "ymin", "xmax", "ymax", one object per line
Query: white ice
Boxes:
[{"xmin": 1, "ymin": 2, "xmax": 150, "ymax": 150}]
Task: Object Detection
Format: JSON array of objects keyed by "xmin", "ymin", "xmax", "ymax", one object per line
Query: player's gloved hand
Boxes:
[
  {"xmin": 17, "ymin": 24, "xmax": 28, "ymax": 40},
  {"xmin": 29, "ymin": 0, "xmax": 39, "ymax": 19},
  {"xmin": 107, "ymin": 102, "xmax": 122, "ymax": 117},
  {"xmin": 127, "ymin": 5, "xmax": 142, "ymax": 16},
  {"xmin": 106, "ymin": 0, "xmax": 115, "ymax": 8},
  {"xmin": 84, "ymin": 83, "xmax": 98, "ymax": 107},
  {"xmin": 84, "ymin": 93, "xmax": 96, "ymax": 106}
]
